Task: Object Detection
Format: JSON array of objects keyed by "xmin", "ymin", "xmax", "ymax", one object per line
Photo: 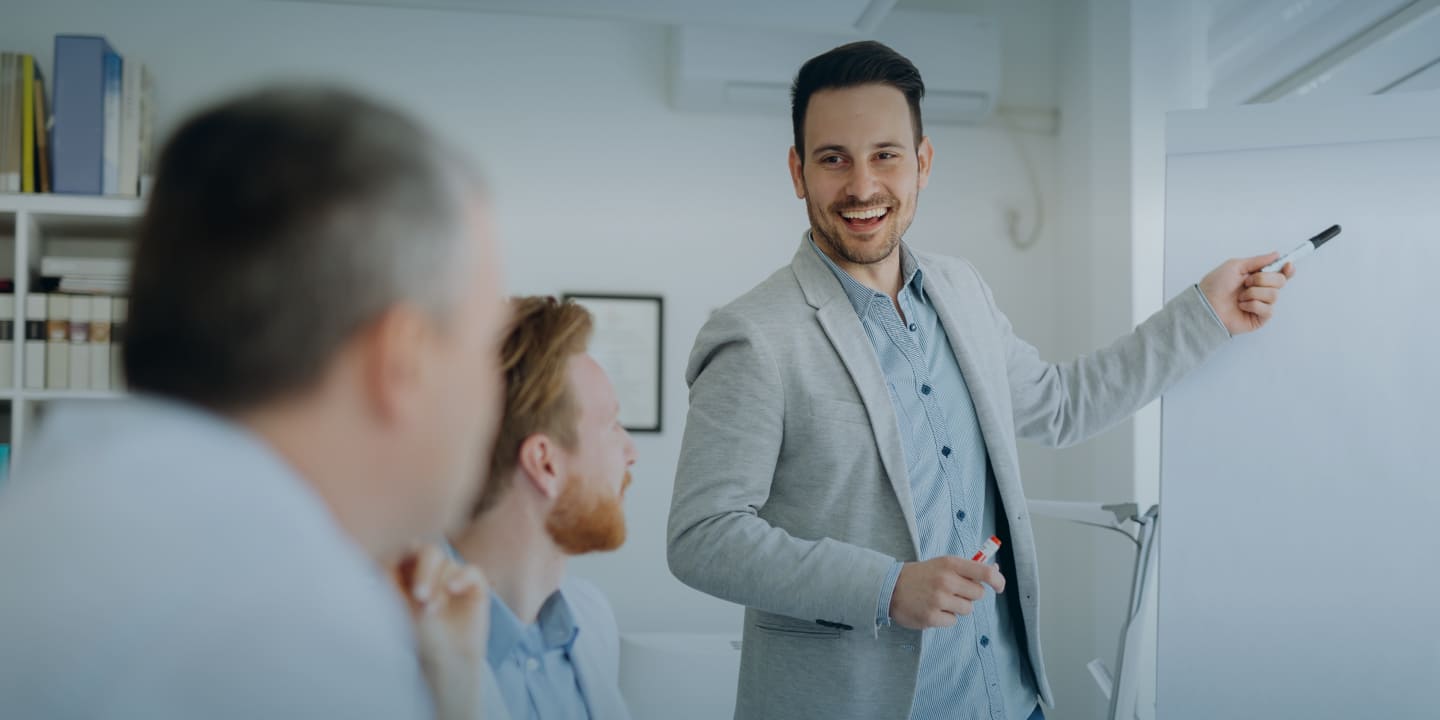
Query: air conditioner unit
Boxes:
[
  {"xmin": 669, "ymin": 10, "xmax": 1000, "ymax": 125},
  {"xmin": 273, "ymin": 0, "xmax": 897, "ymax": 36}
]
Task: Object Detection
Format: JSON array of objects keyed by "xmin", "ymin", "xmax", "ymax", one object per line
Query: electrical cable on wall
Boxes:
[{"xmin": 1000, "ymin": 111, "xmax": 1045, "ymax": 251}]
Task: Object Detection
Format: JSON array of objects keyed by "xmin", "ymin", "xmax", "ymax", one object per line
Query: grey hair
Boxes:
[{"xmin": 124, "ymin": 85, "xmax": 485, "ymax": 411}]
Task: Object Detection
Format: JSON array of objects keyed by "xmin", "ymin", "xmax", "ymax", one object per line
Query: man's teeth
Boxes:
[{"xmin": 841, "ymin": 207, "xmax": 888, "ymax": 220}]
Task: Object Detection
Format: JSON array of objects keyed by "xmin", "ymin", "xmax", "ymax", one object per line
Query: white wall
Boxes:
[
  {"xmin": 3, "ymin": 0, "xmax": 1065, "ymax": 639},
  {"xmin": 1050, "ymin": 2, "xmax": 1214, "ymax": 718},
  {"xmin": 1038, "ymin": 2, "xmax": 1136, "ymax": 718}
]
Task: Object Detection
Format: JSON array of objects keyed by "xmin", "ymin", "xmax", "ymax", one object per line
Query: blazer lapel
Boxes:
[
  {"xmin": 792, "ymin": 239, "xmax": 922, "ymax": 554},
  {"xmin": 922, "ymin": 266, "xmax": 1024, "ymax": 509}
]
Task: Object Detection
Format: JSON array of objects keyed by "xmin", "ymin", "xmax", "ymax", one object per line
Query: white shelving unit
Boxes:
[{"xmin": 0, "ymin": 193, "xmax": 141, "ymax": 468}]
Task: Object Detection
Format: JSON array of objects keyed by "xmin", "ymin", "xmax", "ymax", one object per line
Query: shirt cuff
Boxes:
[
  {"xmin": 876, "ymin": 561, "xmax": 904, "ymax": 627},
  {"xmin": 1192, "ymin": 284, "xmax": 1230, "ymax": 337}
]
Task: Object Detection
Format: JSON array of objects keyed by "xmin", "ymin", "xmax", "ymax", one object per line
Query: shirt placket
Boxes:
[{"xmin": 904, "ymin": 292, "xmax": 1008, "ymax": 720}]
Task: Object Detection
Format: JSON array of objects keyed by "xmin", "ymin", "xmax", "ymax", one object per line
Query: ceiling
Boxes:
[{"xmin": 1205, "ymin": 0, "xmax": 1440, "ymax": 103}]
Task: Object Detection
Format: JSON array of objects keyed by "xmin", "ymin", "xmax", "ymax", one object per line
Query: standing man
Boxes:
[
  {"xmin": 450, "ymin": 296, "xmax": 638, "ymax": 720},
  {"xmin": 667, "ymin": 41, "xmax": 1293, "ymax": 720},
  {"xmin": 0, "ymin": 87, "xmax": 506, "ymax": 719}
]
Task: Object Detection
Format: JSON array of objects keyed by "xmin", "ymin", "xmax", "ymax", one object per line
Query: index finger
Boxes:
[
  {"xmin": 409, "ymin": 544, "xmax": 447, "ymax": 602},
  {"xmin": 445, "ymin": 564, "xmax": 489, "ymax": 597},
  {"xmin": 949, "ymin": 556, "xmax": 1006, "ymax": 593}
]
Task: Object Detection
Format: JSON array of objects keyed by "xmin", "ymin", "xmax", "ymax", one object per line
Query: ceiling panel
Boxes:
[
  {"xmin": 1205, "ymin": 0, "xmax": 1411, "ymax": 104},
  {"xmin": 1281, "ymin": 3, "xmax": 1440, "ymax": 99}
]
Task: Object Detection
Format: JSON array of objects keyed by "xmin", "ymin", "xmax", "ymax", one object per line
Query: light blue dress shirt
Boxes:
[
  {"xmin": 487, "ymin": 590, "xmax": 593, "ymax": 720},
  {"xmin": 811, "ymin": 238, "xmax": 1039, "ymax": 720}
]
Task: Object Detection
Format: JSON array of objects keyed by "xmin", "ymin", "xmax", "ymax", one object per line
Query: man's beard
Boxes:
[
  {"xmin": 545, "ymin": 471, "xmax": 631, "ymax": 555},
  {"xmin": 806, "ymin": 190, "xmax": 910, "ymax": 266}
]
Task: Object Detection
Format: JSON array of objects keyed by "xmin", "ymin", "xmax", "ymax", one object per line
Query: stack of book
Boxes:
[
  {"xmin": 19, "ymin": 291, "xmax": 127, "ymax": 392},
  {"xmin": 0, "ymin": 35, "xmax": 154, "ymax": 196},
  {"xmin": 0, "ymin": 52, "xmax": 48, "ymax": 193},
  {"xmin": 41, "ymin": 255, "xmax": 129, "ymax": 295},
  {"xmin": 8, "ymin": 256, "xmax": 132, "ymax": 392}
]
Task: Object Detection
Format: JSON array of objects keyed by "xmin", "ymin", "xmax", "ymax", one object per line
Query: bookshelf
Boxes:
[{"xmin": 0, "ymin": 192, "xmax": 139, "ymax": 468}]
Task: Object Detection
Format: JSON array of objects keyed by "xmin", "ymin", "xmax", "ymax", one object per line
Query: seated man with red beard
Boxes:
[{"xmin": 449, "ymin": 295, "xmax": 637, "ymax": 720}]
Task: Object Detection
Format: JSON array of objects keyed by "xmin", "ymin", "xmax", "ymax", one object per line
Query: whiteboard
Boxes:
[{"xmin": 1159, "ymin": 90, "xmax": 1440, "ymax": 719}]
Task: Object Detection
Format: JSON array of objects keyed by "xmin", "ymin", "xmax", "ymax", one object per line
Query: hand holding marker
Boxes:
[{"xmin": 1263, "ymin": 224, "xmax": 1341, "ymax": 273}]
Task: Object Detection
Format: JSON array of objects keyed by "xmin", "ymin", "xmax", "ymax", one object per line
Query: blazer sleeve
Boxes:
[
  {"xmin": 962, "ymin": 261, "xmax": 1232, "ymax": 448},
  {"xmin": 667, "ymin": 308, "xmax": 898, "ymax": 635}
]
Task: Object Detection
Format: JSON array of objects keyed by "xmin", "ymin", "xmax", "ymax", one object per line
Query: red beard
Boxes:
[{"xmin": 545, "ymin": 471, "xmax": 630, "ymax": 554}]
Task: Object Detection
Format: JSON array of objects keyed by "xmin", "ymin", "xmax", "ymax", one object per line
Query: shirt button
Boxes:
[
  {"xmin": 921, "ymin": 384, "xmax": 932, "ymax": 395},
  {"xmin": 980, "ymin": 635, "xmax": 990, "ymax": 647},
  {"xmin": 908, "ymin": 323, "xmax": 917, "ymax": 331},
  {"xmin": 941, "ymin": 446, "xmax": 951, "ymax": 457},
  {"xmin": 526, "ymin": 658, "xmax": 540, "ymax": 672},
  {"xmin": 956, "ymin": 510, "xmax": 966, "ymax": 521}
]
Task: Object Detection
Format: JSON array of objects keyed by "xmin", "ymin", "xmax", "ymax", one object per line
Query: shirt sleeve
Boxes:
[{"xmin": 875, "ymin": 561, "xmax": 904, "ymax": 627}]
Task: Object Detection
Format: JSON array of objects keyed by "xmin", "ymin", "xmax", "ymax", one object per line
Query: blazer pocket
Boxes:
[
  {"xmin": 753, "ymin": 617, "xmax": 842, "ymax": 640},
  {"xmin": 806, "ymin": 397, "xmax": 871, "ymax": 427}
]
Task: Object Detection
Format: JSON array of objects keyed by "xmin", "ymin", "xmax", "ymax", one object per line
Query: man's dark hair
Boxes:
[
  {"xmin": 790, "ymin": 40, "xmax": 926, "ymax": 160},
  {"xmin": 124, "ymin": 86, "xmax": 477, "ymax": 412}
]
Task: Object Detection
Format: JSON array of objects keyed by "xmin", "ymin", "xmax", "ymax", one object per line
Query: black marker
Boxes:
[{"xmin": 1262, "ymin": 224, "xmax": 1341, "ymax": 273}]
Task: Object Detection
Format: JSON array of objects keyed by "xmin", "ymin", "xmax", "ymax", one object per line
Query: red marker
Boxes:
[{"xmin": 972, "ymin": 536, "xmax": 1002, "ymax": 564}]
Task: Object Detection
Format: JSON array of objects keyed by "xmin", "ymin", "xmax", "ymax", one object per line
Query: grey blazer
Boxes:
[{"xmin": 667, "ymin": 236, "xmax": 1230, "ymax": 720}]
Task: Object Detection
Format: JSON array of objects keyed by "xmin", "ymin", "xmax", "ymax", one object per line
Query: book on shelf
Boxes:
[
  {"xmin": 53, "ymin": 35, "xmax": 115, "ymax": 195},
  {"xmin": 35, "ymin": 67, "xmax": 50, "ymax": 193},
  {"xmin": 24, "ymin": 294, "xmax": 46, "ymax": 390},
  {"xmin": 21, "ymin": 54, "xmax": 35, "ymax": 193},
  {"xmin": 45, "ymin": 293, "xmax": 69, "ymax": 389},
  {"xmin": 101, "ymin": 52, "xmax": 120, "ymax": 196},
  {"xmin": 111, "ymin": 297, "xmax": 126, "ymax": 390},
  {"xmin": 68, "ymin": 295, "xmax": 91, "ymax": 390},
  {"xmin": 15, "ymin": 292, "xmax": 126, "ymax": 393},
  {"xmin": 40, "ymin": 256, "xmax": 132, "ymax": 277},
  {"xmin": 0, "ymin": 52, "xmax": 18, "ymax": 192},
  {"xmin": 119, "ymin": 61, "xmax": 150, "ymax": 199},
  {"xmin": 59, "ymin": 277, "xmax": 128, "ymax": 294},
  {"xmin": 1, "ymin": 50, "xmax": 58, "ymax": 194},
  {"xmin": 40, "ymin": 256, "xmax": 131, "ymax": 296},
  {"xmin": 90, "ymin": 295, "xmax": 112, "ymax": 391},
  {"xmin": 0, "ymin": 294, "xmax": 13, "ymax": 390},
  {"xmin": 49, "ymin": 35, "xmax": 151, "ymax": 197}
]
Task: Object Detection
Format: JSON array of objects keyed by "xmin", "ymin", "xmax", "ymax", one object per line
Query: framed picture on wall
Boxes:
[{"xmin": 561, "ymin": 293, "xmax": 663, "ymax": 433}]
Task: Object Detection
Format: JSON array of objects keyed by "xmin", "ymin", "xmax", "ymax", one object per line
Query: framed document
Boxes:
[{"xmin": 561, "ymin": 293, "xmax": 663, "ymax": 433}]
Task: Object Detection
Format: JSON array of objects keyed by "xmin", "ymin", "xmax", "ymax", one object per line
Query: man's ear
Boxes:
[
  {"xmin": 916, "ymin": 135, "xmax": 934, "ymax": 191},
  {"xmin": 359, "ymin": 303, "xmax": 430, "ymax": 426},
  {"xmin": 788, "ymin": 146, "xmax": 806, "ymax": 200},
  {"xmin": 516, "ymin": 433, "xmax": 563, "ymax": 500}
]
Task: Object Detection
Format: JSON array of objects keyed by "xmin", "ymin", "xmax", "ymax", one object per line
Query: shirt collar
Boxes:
[
  {"xmin": 486, "ymin": 588, "xmax": 581, "ymax": 666},
  {"xmin": 806, "ymin": 232, "xmax": 925, "ymax": 319}
]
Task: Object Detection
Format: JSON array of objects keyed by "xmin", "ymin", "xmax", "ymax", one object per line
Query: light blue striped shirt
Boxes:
[{"xmin": 810, "ymin": 238, "xmax": 1039, "ymax": 720}]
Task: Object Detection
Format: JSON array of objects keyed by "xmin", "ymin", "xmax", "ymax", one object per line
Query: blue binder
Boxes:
[{"xmin": 52, "ymin": 35, "xmax": 119, "ymax": 195}]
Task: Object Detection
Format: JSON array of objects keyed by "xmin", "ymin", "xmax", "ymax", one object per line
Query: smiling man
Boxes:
[{"xmin": 667, "ymin": 41, "xmax": 1294, "ymax": 720}]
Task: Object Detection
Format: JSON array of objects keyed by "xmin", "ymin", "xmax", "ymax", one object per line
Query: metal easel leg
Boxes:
[{"xmin": 1108, "ymin": 506, "xmax": 1159, "ymax": 720}]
